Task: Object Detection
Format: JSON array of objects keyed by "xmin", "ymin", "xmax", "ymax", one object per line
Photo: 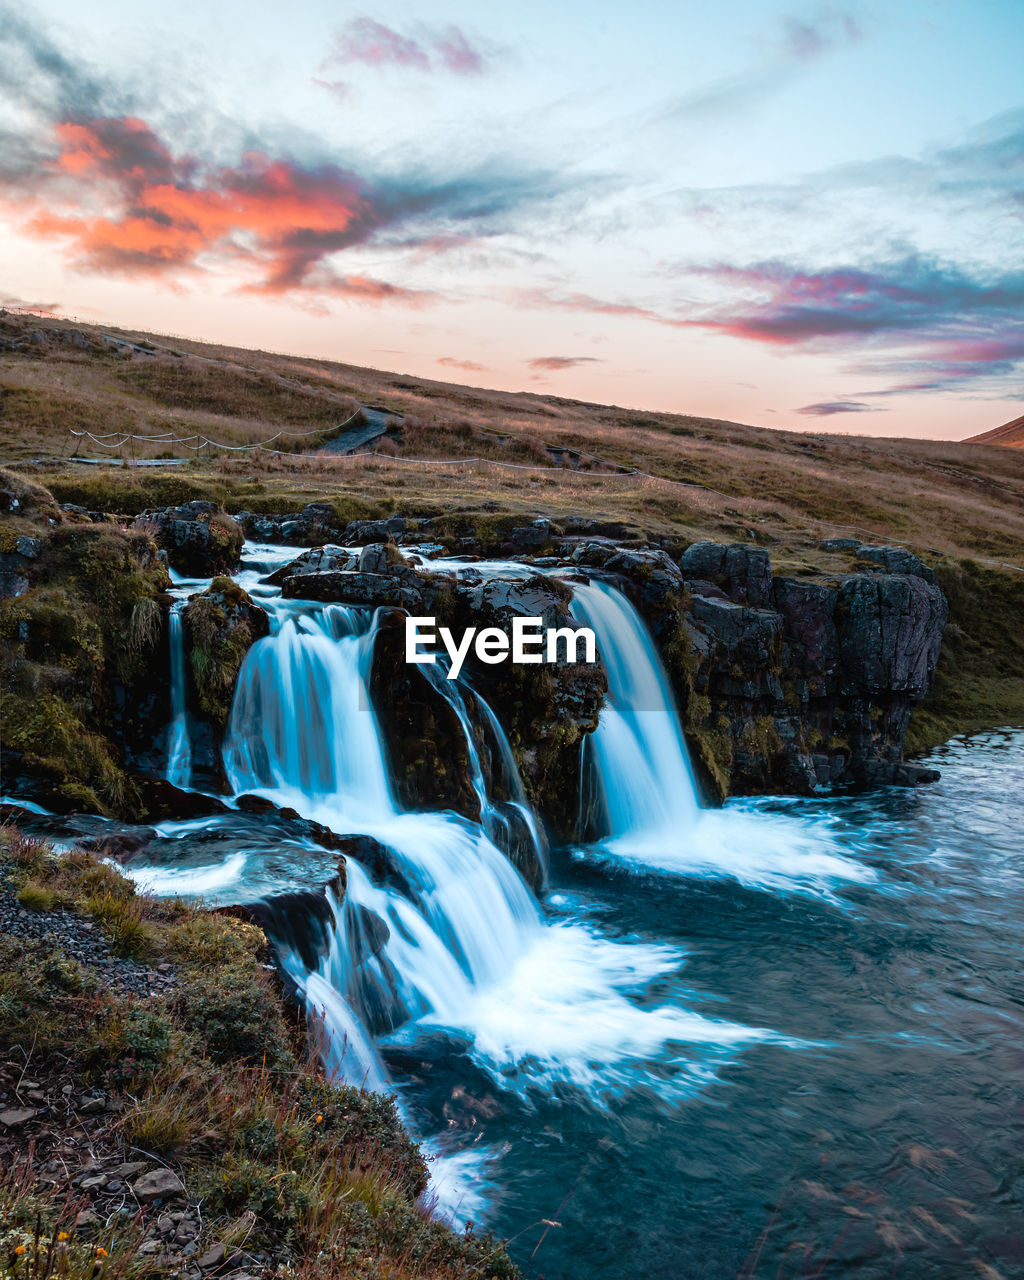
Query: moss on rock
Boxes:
[
  {"xmin": 0, "ymin": 483, "xmax": 169, "ymax": 818},
  {"xmin": 183, "ymin": 577, "xmax": 269, "ymax": 731}
]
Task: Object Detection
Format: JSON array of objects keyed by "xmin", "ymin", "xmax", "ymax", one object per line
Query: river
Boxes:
[{"xmin": 7, "ymin": 541, "xmax": 1022, "ymax": 1278}]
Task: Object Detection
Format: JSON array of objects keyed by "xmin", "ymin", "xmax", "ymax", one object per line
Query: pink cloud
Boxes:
[
  {"xmin": 528, "ymin": 355, "xmax": 602, "ymax": 371},
  {"xmin": 321, "ymin": 17, "xmax": 488, "ymax": 79},
  {"xmin": 438, "ymin": 356, "xmax": 487, "ymax": 371}
]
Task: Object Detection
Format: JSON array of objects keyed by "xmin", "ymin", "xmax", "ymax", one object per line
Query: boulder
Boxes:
[
  {"xmin": 837, "ymin": 574, "xmax": 947, "ymax": 696},
  {"xmin": 680, "ymin": 541, "xmax": 773, "ymax": 606},
  {"xmin": 370, "ymin": 608, "xmax": 481, "ymax": 823},
  {"xmin": 266, "ymin": 545, "xmax": 359, "ymax": 584},
  {"xmin": 280, "ymin": 569, "xmax": 430, "ymax": 612},
  {"xmin": 235, "ymin": 502, "xmax": 343, "ymax": 546},
  {"xmin": 183, "ymin": 578, "xmax": 270, "ymax": 740},
  {"xmin": 138, "ymin": 502, "xmax": 243, "ymax": 576},
  {"xmin": 855, "ymin": 544, "xmax": 937, "ymax": 584},
  {"xmin": 133, "ymin": 1169, "xmax": 185, "ymax": 1203}
]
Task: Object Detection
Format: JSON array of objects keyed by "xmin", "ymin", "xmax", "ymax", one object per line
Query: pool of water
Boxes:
[{"xmin": 395, "ymin": 729, "xmax": 1024, "ymax": 1279}]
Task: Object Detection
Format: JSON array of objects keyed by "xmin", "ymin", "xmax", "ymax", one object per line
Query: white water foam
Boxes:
[{"xmin": 571, "ymin": 578, "xmax": 874, "ymax": 897}]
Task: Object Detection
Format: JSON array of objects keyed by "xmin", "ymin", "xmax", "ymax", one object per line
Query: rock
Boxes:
[
  {"xmin": 197, "ymin": 1244, "xmax": 226, "ymax": 1270},
  {"xmin": 266, "ymin": 545, "xmax": 358, "ymax": 583},
  {"xmin": 680, "ymin": 541, "xmax": 773, "ymax": 606},
  {"xmin": 133, "ymin": 1168, "xmax": 186, "ymax": 1202},
  {"xmin": 15, "ymin": 535, "xmax": 42, "ymax": 559},
  {"xmin": 75, "ymin": 1209, "xmax": 99, "ymax": 1228},
  {"xmin": 568, "ymin": 539, "xmax": 617, "ymax": 568},
  {"xmin": 505, "ymin": 518, "xmax": 551, "ymax": 551},
  {"xmin": 647, "ymin": 552, "xmax": 949, "ymax": 795},
  {"xmin": 460, "ymin": 573, "xmax": 570, "ymax": 631},
  {"xmin": 137, "ymin": 503, "xmax": 243, "ymax": 576},
  {"xmin": 837, "ymin": 575, "xmax": 947, "ymax": 697},
  {"xmin": 855, "ymin": 544, "xmax": 937, "ymax": 584},
  {"xmin": 819, "ymin": 537, "xmax": 861, "ymax": 552},
  {"xmin": 114, "ymin": 1160, "xmax": 153, "ymax": 1178},
  {"xmin": 370, "ymin": 610, "xmax": 482, "ymax": 825},
  {"xmin": 182, "ymin": 579, "xmax": 270, "ymax": 745},
  {"xmin": 281, "ymin": 568, "xmax": 429, "ymax": 612},
  {"xmin": 0, "ymin": 535, "xmax": 44, "ymax": 598},
  {"xmin": 0, "ymin": 1107, "xmax": 39, "ymax": 1127},
  {"xmin": 80, "ymin": 1174, "xmax": 108, "ymax": 1189},
  {"xmin": 359, "ymin": 541, "xmax": 401, "ymax": 573}
]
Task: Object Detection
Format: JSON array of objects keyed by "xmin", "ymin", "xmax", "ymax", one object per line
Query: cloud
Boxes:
[
  {"xmin": 6, "ymin": 110, "xmax": 552, "ymax": 298},
  {"xmin": 528, "ymin": 355, "xmax": 603, "ymax": 370},
  {"xmin": 438, "ymin": 356, "xmax": 487, "ymax": 371},
  {"xmin": 318, "ymin": 17, "xmax": 488, "ymax": 97},
  {"xmin": 681, "ymin": 253, "xmax": 1024, "ymax": 393},
  {"xmin": 653, "ymin": 6, "xmax": 862, "ymax": 127},
  {"xmin": 780, "ymin": 9, "xmax": 862, "ymax": 62},
  {"xmin": 797, "ymin": 399, "xmax": 878, "ymax": 416},
  {"xmin": 0, "ymin": 11, "xmax": 570, "ymax": 303},
  {"xmin": 509, "ymin": 287, "xmax": 688, "ymax": 328}
]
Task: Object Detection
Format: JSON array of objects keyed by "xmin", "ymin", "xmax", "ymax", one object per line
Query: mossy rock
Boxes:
[{"xmin": 184, "ymin": 577, "xmax": 269, "ymax": 731}]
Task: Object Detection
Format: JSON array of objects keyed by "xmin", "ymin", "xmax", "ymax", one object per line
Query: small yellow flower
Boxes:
[
  {"xmin": 315, "ymin": 1114, "xmax": 323, "ymax": 1124},
  {"xmin": 57, "ymin": 1233, "xmax": 70, "ymax": 1241},
  {"xmin": 14, "ymin": 1245, "xmax": 27, "ymax": 1256},
  {"xmin": 95, "ymin": 1247, "xmax": 109, "ymax": 1258}
]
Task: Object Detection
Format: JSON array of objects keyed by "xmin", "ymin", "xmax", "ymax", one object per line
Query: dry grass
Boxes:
[
  {"xmin": 0, "ymin": 826, "xmax": 519, "ymax": 1279},
  {"xmin": 1, "ymin": 309, "xmax": 1022, "ymax": 570}
]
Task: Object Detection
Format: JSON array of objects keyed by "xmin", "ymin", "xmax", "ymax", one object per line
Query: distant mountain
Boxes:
[{"xmin": 965, "ymin": 413, "xmax": 1024, "ymax": 447}]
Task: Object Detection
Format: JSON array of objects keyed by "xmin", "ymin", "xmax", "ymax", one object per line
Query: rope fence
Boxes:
[
  {"xmin": 66, "ymin": 409, "xmax": 364, "ymax": 456},
  {"xmin": 60, "ymin": 422, "xmax": 1023, "ymax": 575}
]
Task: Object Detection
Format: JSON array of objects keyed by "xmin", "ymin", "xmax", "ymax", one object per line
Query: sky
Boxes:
[{"xmin": 1, "ymin": 0, "xmax": 1022, "ymax": 439}]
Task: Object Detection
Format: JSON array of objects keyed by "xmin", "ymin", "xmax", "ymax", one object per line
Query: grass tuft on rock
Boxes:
[{"xmin": 0, "ymin": 825, "xmax": 519, "ymax": 1280}]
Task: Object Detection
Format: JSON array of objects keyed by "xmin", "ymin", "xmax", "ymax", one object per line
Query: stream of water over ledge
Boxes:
[{"xmin": 9, "ymin": 542, "xmax": 1021, "ymax": 1279}]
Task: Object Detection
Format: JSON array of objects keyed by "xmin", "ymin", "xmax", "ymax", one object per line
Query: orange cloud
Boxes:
[{"xmin": 7, "ymin": 114, "xmax": 435, "ymax": 303}]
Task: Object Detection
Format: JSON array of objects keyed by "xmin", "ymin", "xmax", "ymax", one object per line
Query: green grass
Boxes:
[{"xmin": 0, "ymin": 826, "xmax": 519, "ymax": 1280}]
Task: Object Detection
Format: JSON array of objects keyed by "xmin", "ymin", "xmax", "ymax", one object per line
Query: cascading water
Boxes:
[
  {"xmin": 570, "ymin": 579, "xmax": 702, "ymax": 842},
  {"xmin": 420, "ymin": 660, "xmax": 548, "ymax": 889},
  {"xmin": 165, "ymin": 602, "xmax": 192, "ymax": 789},
  {"xmin": 223, "ymin": 601, "xmax": 546, "ymax": 1088},
  {"xmin": 570, "ymin": 576, "xmax": 875, "ymax": 894},
  {"xmin": 219, "ymin": 581, "xmax": 777, "ymax": 1114}
]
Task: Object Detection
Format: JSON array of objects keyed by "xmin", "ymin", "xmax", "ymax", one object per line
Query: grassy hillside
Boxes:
[
  {"xmin": 0, "ymin": 824, "xmax": 517, "ymax": 1279},
  {"xmin": 2, "ymin": 306, "xmax": 1022, "ymax": 753},
  {"xmin": 964, "ymin": 412, "xmax": 1024, "ymax": 449},
  {"xmin": 2, "ymin": 308, "xmax": 1023, "ymax": 570}
]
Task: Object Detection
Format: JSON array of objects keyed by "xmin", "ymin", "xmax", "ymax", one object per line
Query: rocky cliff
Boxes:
[
  {"xmin": 0, "ymin": 472, "xmax": 951, "ymax": 838},
  {"xmin": 574, "ymin": 538, "xmax": 948, "ymax": 799}
]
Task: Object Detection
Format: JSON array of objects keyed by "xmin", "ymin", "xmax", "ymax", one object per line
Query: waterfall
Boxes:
[
  {"xmin": 166, "ymin": 602, "xmax": 192, "ymax": 789},
  {"xmin": 570, "ymin": 579, "xmax": 701, "ymax": 850},
  {"xmin": 221, "ymin": 587, "xmax": 773, "ymax": 1107},
  {"xmin": 570, "ymin": 577, "xmax": 876, "ymax": 893},
  {"xmin": 224, "ymin": 602, "xmax": 544, "ymax": 1084},
  {"xmin": 420, "ymin": 661, "xmax": 549, "ymax": 890}
]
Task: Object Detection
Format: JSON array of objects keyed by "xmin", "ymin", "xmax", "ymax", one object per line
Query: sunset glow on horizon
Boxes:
[{"xmin": 1, "ymin": 0, "xmax": 1021, "ymax": 439}]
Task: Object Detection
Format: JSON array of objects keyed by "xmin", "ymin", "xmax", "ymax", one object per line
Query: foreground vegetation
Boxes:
[{"xmin": 0, "ymin": 824, "xmax": 517, "ymax": 1280}]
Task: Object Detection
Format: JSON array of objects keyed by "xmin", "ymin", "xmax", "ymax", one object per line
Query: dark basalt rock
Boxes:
[
  {"xmin": 599, "ymin": 537, "xmax": 948, "ymax": 797},
  {"xmin": 265, "ymin": 544, "xmax": 359, "ymax": 584},
  {"xmin": 854, "ymin": 544, "xmax": 937, "ymax": 584},
  {"xmin": 234, "ymin": 508, "xmax": 408, "ymax": 547},
  {"xmin": 281, "ymin": 568, "xmax": 431, "ymax": 611},
  {"xmin": 136, "ymin": 502, "xmax": 243, "ymax": 576},
  {"xmin": 836, "ymin": 574, "xmax": 946, "ymax": 695},
  {"xmin": 680, "ymin": 541, "xmax": 773, "ymax": 606},
  {"xmin": 370, "ymin": 609, "xmax": 481, "ymax": 824}
]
